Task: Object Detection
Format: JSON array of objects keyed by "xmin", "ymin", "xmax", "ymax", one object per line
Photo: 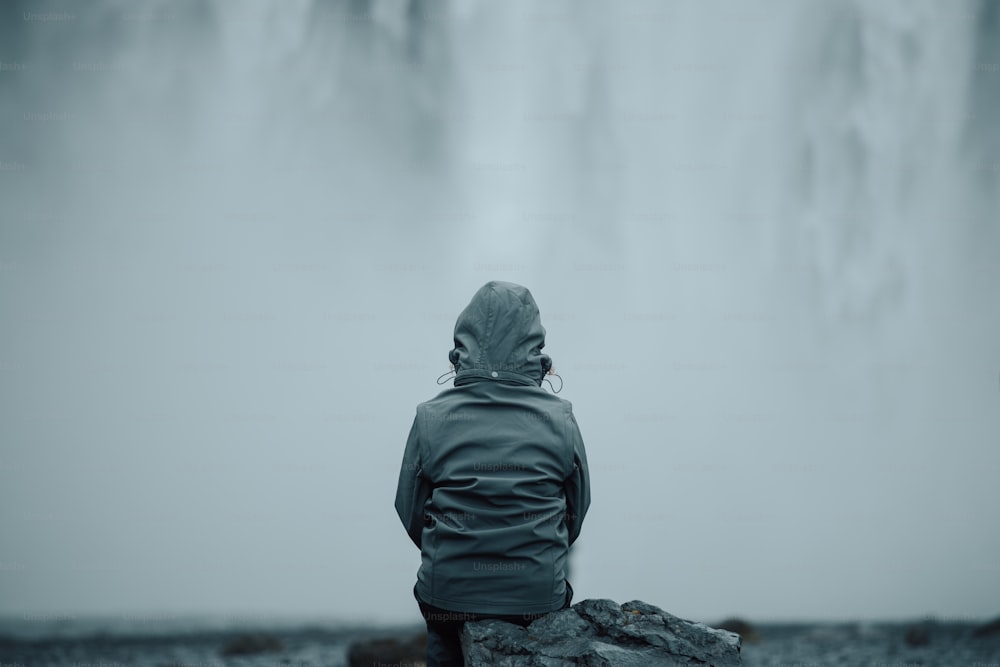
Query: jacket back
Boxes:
[{"xmin": 394, "ymin": 281, "xmax": 590, "ymax": 615}]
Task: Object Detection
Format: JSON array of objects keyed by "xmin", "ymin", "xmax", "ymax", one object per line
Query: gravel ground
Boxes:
[
  {"xmin": 740, "ymin": 622, "xmax": 1000, "ymax": 667},
  {"xmin": 1, "ymin": 621, "xmax": 998, "ymax": 666}
]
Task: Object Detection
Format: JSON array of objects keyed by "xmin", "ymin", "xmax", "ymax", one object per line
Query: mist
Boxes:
[{"xmin": 1, "ymin": 0, "xmax": 998, "ymax": 627}]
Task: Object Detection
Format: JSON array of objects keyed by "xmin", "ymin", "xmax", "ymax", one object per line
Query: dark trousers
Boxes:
[{"xmin": 414, "ymin": 582, "xmax": 573, "ymax": 667}]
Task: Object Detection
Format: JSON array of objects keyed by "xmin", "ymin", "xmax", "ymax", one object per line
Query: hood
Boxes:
[{"xmin": 448, "ymin": 281, "xmax": 551, "ymax": 387}]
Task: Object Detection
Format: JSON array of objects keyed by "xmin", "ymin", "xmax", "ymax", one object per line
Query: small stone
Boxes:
[
  {"xmin": 904, "ymin": 624, "xmax": 931, "ymax": 647},
  {"xmin": 347, "ymin": 632, "xmax": 427, "ymax": 667},
  {"xmin": 973, "ymin": 616, "xmax": 1000, "ymax": 638},
  {"xmin": 714, "ymin": 617, "xmax": 759, "ymax": 642},
  {"xmin": 219, "ymin": 633, "xmax": 284, "ymax": 656}
]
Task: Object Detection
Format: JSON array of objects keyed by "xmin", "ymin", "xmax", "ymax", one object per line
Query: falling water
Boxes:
[{"xmin": 1, "ymin": 0, "xmax": 997, "ymax": 623}]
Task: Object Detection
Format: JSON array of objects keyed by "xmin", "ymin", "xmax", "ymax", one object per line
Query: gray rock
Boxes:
[
  {"xmin": 219, "ymin": 632, "xmax": 284, "ymax": 656},
  {"xmin": 713, "ymin": 617, "xmax": 758, "ymax": 642},
  {"xmin": 462, "ymin": 599, "xmax": 741, "ymax": 666},
  {"xmin": 973, "ymin": 615, "xmax": 1000, "ymax": 638},
  {"xmin": 347, "ymin": 632, "xmax": 426, "ymax": 667},
  {"xmin": 904, "ymin": 622, "xmax": 931, "ymax": 646}
]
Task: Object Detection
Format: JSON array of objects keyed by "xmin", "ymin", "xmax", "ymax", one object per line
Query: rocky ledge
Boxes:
[{"xmin": 461, "ymin": 598, "xmax": 741, "ymax": 666}]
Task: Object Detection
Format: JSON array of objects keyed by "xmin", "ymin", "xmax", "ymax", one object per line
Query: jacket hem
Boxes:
[{"xmin": 414, "ymin": 582, "xmax": 565, "ymax": 616}]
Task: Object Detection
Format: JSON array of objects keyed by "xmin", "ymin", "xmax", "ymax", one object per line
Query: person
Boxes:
[{"xmin": 395, "ymin": 280, "xmax": 591, "ymax": 667}]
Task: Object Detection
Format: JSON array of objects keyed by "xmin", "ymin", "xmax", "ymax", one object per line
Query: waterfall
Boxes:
[{"xmin": 1, "ymin": 0, "xmax": 997, "ymax": 622}]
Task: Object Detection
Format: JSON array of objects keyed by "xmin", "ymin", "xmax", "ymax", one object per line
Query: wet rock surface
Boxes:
[{"xmin": 462, "ymin": 598, "xmax": 742, "ymax": 666}]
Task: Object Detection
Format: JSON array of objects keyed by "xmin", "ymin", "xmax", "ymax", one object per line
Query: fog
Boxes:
[{"xmin": 1, "ymin": 0, "xmax": 998, "ymax": 626}]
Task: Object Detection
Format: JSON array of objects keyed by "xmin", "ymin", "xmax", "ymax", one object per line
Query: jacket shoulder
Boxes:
[
  {"xmin": 417, "ymin": 386, "xmax": 464, "ymax": 410},
  {"xmin": 535, "ymin": 391, "xmax": 575, "ymax": 415},
  {"xmin": 414, "ymin": 387, "xmax": 467, "ymax": 425}
]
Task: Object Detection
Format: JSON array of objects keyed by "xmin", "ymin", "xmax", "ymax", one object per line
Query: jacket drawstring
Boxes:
[
  {"xmin": 437, "ymin": 366, "xmax": 562, "ymax": 392},
  {"xmin": 436, "ymin": 365, "xmax": 456, "ymax": 385}
]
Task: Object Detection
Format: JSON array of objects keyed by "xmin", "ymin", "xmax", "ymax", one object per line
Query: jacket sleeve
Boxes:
[
  {"xmin": 395, "ymin": 410, "xmax": 431, "ymax": 549},
  {"xmin": 563, "ymin": 406, "xmax": 591, "ymax": 546}
]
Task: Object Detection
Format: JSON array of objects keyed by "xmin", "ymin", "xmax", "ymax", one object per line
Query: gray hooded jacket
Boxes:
[{"xmin": 395, "ymin": 281, "xmax": 591, "ymax": 615}]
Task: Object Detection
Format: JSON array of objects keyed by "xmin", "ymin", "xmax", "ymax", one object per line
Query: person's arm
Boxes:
[
  {"xmin": 394, "ymin": 411, "xmax": 432, "ymax": 549},
  {"xmin": 563, "ymin": 406, "xmax": 591, "ymax": 546}
]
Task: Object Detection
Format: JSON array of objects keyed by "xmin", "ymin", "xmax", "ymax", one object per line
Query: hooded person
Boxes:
[{"xmin": 395, "ymin": 281, "xmax": 591, "ymax": 667}]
